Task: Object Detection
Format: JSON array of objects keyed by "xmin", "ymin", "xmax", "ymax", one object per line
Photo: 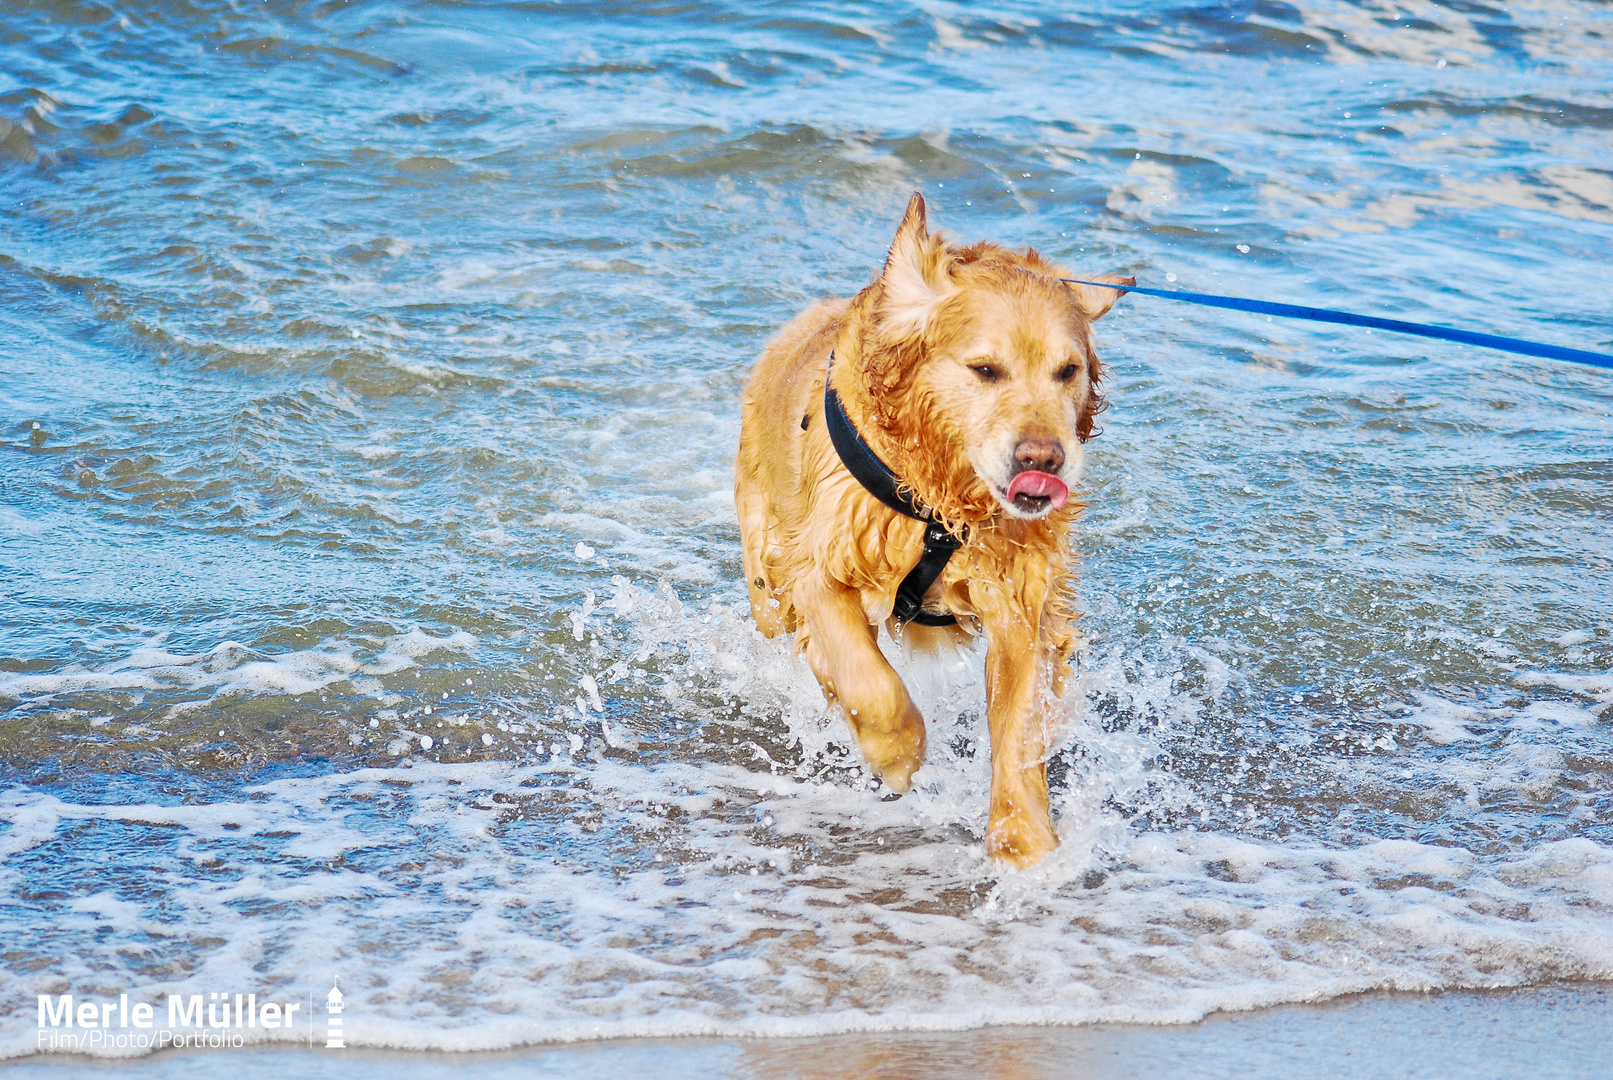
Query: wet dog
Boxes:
[{"xmin": 735, "ymin": 193, "xmax": 1131, "ymax": 867}]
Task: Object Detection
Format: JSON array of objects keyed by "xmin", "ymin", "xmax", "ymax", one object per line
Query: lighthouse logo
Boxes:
[{"xmin": 324, "ymin": 979, "xmax": 344, "ymax": 1049}]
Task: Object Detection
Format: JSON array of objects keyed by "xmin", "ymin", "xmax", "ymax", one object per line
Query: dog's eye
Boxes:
[
  {"xmin": 1056, "ymin": 362, "xmax": 1080, "ymax": 382},
  {"xmin": 968, "ymin": 363, "xmax": 1000, "ymax": 383}
]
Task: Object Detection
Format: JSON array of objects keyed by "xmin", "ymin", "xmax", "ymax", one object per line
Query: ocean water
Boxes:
[{"xmin": 3, "ymin": 0, "xmax": 1612, "ymax": 1061}]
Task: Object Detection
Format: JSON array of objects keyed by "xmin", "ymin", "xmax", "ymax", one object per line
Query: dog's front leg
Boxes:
[
  {"xmin": 797, "ymin": 576, "xmax": 926, "ymax": 791},
  {"xmin": 980, "ymin": 613, "xmax": 1060, "ymax": 867}
]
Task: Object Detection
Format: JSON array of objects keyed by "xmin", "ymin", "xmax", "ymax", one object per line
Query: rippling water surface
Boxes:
[{"xmin": 3, "ymin": 0, "xmax": 1612, "ymax": 1057}]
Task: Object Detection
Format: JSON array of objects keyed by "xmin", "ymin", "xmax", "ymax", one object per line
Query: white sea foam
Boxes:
[
  {"xmin": 1394, "ymin": 692, "xmax": 1483, "ymax": 745},
  {"xmin": 4, "ymin": 752, "xmax": 1611, "ymax": 1058},
  {"xmin": 4, "ymin": 580, "xmax": 1610, "ymax": 1059},
  {"xmin": 0, "ymin": 630, "xmax": 476, "ymax": 706},
  {"xmin": 1514, "ymin": 669, "xmax": 1613, "ymax": 703}
]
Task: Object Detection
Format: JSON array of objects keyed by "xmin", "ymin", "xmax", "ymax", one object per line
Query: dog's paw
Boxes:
[
  {"xmin": 870, "ymin": 752, "xmax": 921, "ymax": 794},
  {"xmin": 986, "ymin": 815, "xmax": 1059, "ymax": 868},
  {"xmin": 852, "ymin": 709, "xmax": 926, "ymax": 794}
]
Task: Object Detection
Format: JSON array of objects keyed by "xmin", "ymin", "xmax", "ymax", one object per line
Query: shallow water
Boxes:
[
  {"xmin": 13, "ymin": 985, "xmax": 1613, "ymax": 1079},
  {"xmin": 3, "ymin": 0, "xmax": 1612, "ymax": 1059}
]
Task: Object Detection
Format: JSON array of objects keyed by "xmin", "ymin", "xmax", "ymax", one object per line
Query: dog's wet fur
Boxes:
[{"xmin": 736, "ymin": 193, "xmax": 1132, "ymax": 867}]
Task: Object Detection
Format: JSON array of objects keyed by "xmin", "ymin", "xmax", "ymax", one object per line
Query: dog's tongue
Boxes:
[{"xmin": 1006, "ymin": 470, "xmax": 1068, "ymax": 509}]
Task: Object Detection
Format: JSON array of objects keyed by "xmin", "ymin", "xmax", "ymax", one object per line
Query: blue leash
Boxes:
[{"xmin": 1062, "ymin": 279, "xmax": 1613, "ymax": 371}]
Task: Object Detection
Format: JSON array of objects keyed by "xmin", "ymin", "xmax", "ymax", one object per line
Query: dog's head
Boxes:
[{"xmin": 862, "ymin": 192, "xmax": 1132, "ymax": 521}]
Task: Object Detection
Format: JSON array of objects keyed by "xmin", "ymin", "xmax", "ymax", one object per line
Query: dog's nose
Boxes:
[{"xmin": 1013, "ymin": 436, "xmax": 1064, "ymax": 473}]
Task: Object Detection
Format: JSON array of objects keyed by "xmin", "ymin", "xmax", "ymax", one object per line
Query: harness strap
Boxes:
[{"xmin": 822, "ymin": 351, "xmax": 963, "ymax": 627}]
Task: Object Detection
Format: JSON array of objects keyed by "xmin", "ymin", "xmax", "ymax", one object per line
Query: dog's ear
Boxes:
[
  {"xmin": 878, "ymin": 192, "xmax": 953, "ymax": 335},
  {"xmin": 1066, "ymin": 273, "xmax": 1135, "ymax": 320}
]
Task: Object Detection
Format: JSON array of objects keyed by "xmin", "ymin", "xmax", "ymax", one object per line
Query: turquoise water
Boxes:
[{"xmin": 3, "ymin": 0, "xmax": 1612, "ymax": 1059}]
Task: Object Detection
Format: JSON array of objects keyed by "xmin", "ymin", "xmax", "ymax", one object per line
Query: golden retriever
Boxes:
[{"xmin": 735, "ymin": 193, "xmax": 1131, "ymax": 867}]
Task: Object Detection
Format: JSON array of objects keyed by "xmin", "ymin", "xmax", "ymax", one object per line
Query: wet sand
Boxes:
[{"xmin": 15, "ymin": 982, "xmax": 1610, "ymax": 1079}]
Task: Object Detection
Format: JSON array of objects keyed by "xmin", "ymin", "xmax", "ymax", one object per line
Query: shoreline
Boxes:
[{"xmin": 12, "ymin": 981, "xmax": 1610, "ymax": 1078}]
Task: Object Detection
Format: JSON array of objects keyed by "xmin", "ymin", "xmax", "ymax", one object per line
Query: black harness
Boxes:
[{"xmin": 821, "ymin": 352, "xmax": 964, "ymax": 627}]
